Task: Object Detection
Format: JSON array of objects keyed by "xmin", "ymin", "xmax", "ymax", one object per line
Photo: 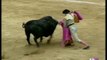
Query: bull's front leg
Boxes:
[{"xmin": 47, "ymin": 35, "xmax": 53, "ymax": 44}]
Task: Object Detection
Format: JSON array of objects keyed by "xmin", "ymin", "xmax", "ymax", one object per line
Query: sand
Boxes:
[{"xmin": 2, "ymin": 0, "xmax": 105, "ymax": 60}]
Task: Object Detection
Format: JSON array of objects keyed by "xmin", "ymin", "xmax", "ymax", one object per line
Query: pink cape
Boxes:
[
  {"xmin": 59, "ymin": 20, "xmax": 73, "ymax": 47},
  {"xmin": 74, "ymin": 11, "xmax": 83, "ymax": 20}
]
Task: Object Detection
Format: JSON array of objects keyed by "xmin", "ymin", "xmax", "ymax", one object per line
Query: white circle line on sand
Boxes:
[{"xmin": 64, "ymin": 0, "xmax": 105, "ymax": 6}]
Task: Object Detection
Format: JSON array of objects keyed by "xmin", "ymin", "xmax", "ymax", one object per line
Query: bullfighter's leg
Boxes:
[
  {"xmin": 47, "ymin": 35, "xmax": 53, "ymax": 44},
  {"xmin": 25, "ymin": 31, "xmax": 31, "ymax": 45},
  {"xmin": 34, "ymin": 37, "xmax": 39, "ymax": 47}
]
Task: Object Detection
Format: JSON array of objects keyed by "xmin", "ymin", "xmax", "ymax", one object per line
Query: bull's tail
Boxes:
[{"xmin": 22, "ymin": 22, "xmax": 25, "ymax": 28}]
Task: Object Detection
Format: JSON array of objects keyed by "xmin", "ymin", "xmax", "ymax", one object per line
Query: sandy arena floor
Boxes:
[{"xmin": 2, "ymin": 0, "xmax": 105, "ymax": 60}]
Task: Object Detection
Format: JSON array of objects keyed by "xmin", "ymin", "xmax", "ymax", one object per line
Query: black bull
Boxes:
[{"xmin": 22, "ymin": 16, "xmax": 58, "ymax": 47}]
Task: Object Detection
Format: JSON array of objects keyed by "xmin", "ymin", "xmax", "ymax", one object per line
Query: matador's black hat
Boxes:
[{"xmin": 62, "ymin": 9, "xmax": 70, "ymax": 14}]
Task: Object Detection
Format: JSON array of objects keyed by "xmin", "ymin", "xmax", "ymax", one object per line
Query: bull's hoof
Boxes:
[
  {"xmin": 36, "ymin": 45, "xmax": 40, "ymax": 47},
  {"xmin": 47, "ymin": 41, "xmax": 50, "ymax": 44},
  {"xmin": 28, "ymin": 44, "xmax": 32, "ymax": 46},
  {"xmin": 28, "ymin": 43, "xmax": 32, "ymax": 45},
  {"xmin": 28, "ymin": 42, "xmax": 32, "ymax": 45},
  {"xmin": 39, "ymin": 41, "xmax": 42, "ymax": 44}
]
